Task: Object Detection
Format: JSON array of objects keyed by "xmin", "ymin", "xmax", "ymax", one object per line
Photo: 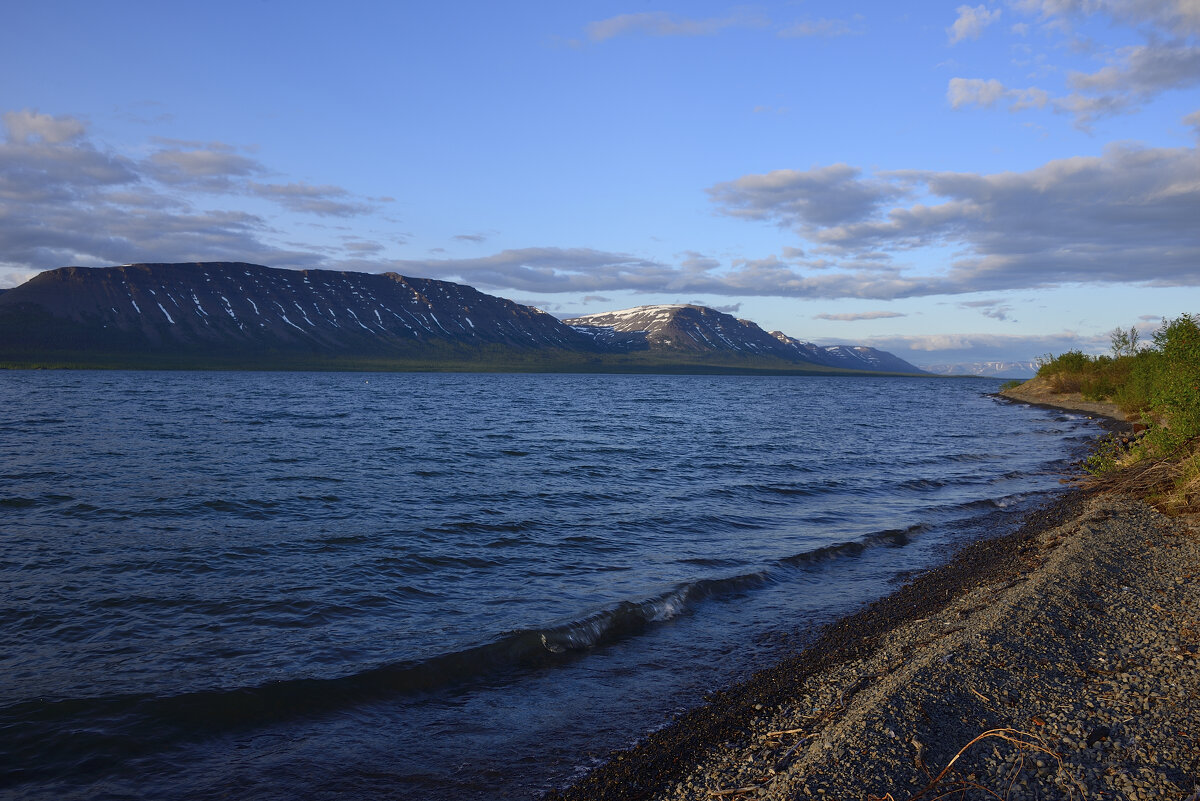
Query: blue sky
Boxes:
[{"xmin": 1, "ymin": 1, "xmax": 1197, "ymax": 367}]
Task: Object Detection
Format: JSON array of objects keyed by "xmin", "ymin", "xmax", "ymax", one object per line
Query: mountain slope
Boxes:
[
  {"xmin": 0, "ymin": 262, "xmax": 595, "ymax": 362},
  {"xmin": 768, "ymin": 330, "xmax": 928, "ymax": 374}
]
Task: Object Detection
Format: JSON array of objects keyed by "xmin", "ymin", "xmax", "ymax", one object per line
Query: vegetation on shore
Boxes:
[{"xmin": 1032, "ymin": 313, "xmax": 1199, "ymax": 512}]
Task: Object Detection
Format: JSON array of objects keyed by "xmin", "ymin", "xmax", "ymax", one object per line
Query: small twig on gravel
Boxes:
[
  {"xmin": 926, "ymin": 781, "xmax": 1004, "ymax": 801},
  {"xmin": 764, "ymin": 727, "xmax": 806, "ymax": 738},
  {"xmin": 772, "ymin": 733, "xmax": 816, "ymax": 773},
  {"xmin": 707, "ymin": 786, "xmax": 759, "ymax": 797},
  {"xmin": 969, "ymin": 686, "xmax": 992, "ymax": 703}
]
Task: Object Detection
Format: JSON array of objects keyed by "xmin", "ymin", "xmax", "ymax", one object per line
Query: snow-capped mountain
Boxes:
[
  {"xmin": 564, "ymin": 304, "xmax": 796, "ymax": 356},
  {"xmin": 564, "ymin": 304, "xmax": 926, "ymax": 373}
]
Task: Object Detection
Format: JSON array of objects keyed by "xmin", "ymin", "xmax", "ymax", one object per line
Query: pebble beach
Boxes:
[{"xmin": 549, "ymin": 395, "xmax": 1200, "ymax": 801}]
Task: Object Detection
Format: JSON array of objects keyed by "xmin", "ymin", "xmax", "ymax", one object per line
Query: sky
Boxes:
[{"xmin": 1, "ymin": 0, "xmax": 1198, "ymax": 368}]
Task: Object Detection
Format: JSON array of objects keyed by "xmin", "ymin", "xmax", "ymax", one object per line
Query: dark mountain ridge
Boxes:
[
  {"xmin": 0, "ymin": 262, "xmax": 592, "ymax": 361},
  {"xmin": 0, "ymin": 262, "xmax": 925, "ymax": 374}
]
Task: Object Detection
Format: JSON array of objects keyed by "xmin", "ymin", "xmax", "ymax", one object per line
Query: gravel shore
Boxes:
[
  {"xmin": 657, "ymin": 494, "xmax": 1200, "ymax": 801},
  {"xmin": 548, "ymin": 401, "xmax": 1200, "ymax": 801}
]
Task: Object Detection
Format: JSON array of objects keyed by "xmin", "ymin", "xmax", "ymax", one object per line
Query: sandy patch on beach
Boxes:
[{"xmin": 1000, "ymin": 377, "xmax": 1128, "ymax": 424}]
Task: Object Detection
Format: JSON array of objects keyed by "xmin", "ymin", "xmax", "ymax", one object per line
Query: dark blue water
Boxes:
[{"xmin": 0, "ymin": 372, "xmax": 1103, "ymax": 799}]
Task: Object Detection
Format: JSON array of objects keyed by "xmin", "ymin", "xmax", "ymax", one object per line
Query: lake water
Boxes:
[{"xmin": 0, "ymin": 371, "xmax": 1103, "ymax": 800}]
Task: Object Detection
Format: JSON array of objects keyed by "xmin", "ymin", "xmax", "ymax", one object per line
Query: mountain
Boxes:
[
  {"xmin": 564, "ymin": 305, "xmax": 926, "ymax": 373},
  {"xmin": 564, "ymin": 304, "xmax": 798, "ymax": 357},
  {"xmin": 921, "ymin": 361, "xmax": 1040, "ymax": 379},
  {"xmin": 0, "ymin": 262, "xmax": 596, "ymax": 366},
  {"xmin": 0, "ymin": 263, "xmax": 924, "ymax": 374}
]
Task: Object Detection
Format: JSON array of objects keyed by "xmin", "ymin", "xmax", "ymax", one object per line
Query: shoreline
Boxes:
[
  {"xmin": 998, "ymin": 378, "xmax": 1131, "ymax": 428},
  {"xmin": 547, "ymin": 397, "xmax": 1200, "ymax": 801}
]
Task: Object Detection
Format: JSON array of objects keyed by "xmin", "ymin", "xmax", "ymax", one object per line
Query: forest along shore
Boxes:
[{"xmin": 547, "ymin": 401, "xmax": 1200, "ymax": 801}]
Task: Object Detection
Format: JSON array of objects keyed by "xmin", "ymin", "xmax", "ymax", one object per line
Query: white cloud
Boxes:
[
  {"xmin": 1014, "ymin": 0, "xmax": 1200, "ymax": 38},
  {"xmin": 390, "ymin": 247, "xmax": 672, "ymax": 292},
  {"xmin": 1069, "ymin": 44, "xmax": 1200, "ymax": 94},
  {"xmin": 948, "ymin": 77, "xmax": 1008, "ymax": 108},
  {"xmin": 1186, "ymin": 109, "xmax": 1200, "ymax": 135},
  {"xmin": 2, "ymin": 110, "xmax": 87, "ymax": 144},
  {"xmin": 960, "ymin": 299, "xmax": 1016, "ymax": 321},
  {"xmin": 858, "ymin": 329, "xmax": 1113, "ymax": 364},
  {"xmin": 948, "ymin": 5, "xmax": 1002, "ymax": 43},
  {"xmin": 778, "ymin": 17, "xmax": 860, "ymax": 38},
  {"xmin": 585, "ymin": 11, "xmax": 767, "ymax": 42},
  {"xmin": 691, "ymin": 301, "xmax": 743, "ymax": 313},
  {"xmin": 966, "ymin": 1, "xmax": 1200, "ymax": 126},
  {"xmin": 947, "ymin": 78, "xmax": 1050, "ymax": 111},
  {"xmin": 341, "ymin": 239, "xmax": 385, "ymax": 254},
  {"xmin": 0, "ymin": 269, "xmax": 39, "ymax": 289},
  {"xmin": 814, "ymin": 311, "xmax": 907, "ymax": 321},
  {"xmin": 705, "ymin": 137, "xmax": 1200, "ymax": 298},
  {"xmin": 145, "ymin": 146, "xmax": 265, "ymax": 191},
  {"xmin": 706, "ymin": 164, "xmax": 910, "ymax": 227},
  {"xmin": 1051, "ymin": 91, "xmax": 1137, "ymax": 128},
  {"xmin": 250, "ymin": 182, "xmax": 375, "ymax": 217}
]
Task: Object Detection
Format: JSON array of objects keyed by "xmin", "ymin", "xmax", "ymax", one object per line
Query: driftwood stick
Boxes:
[
  {"xmin": 764, "ymin": 727, "xmax": 806, "ymax": 738},
  {"xmin": 773, "ymin": 733, "xmax": 816, "ymax": 773},
  {"xmin": 708, "ymin": 786, "xmax": 760, "ymax": 797}
]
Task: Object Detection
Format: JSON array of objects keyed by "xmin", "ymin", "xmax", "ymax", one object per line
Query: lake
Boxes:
[{"xmin": 0, "ymin": 371, "xmax": 1102, "ymax": 799}]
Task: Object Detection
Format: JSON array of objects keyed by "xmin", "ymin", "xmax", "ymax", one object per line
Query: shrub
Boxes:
[
  {"xmin": 1038, "ymin": 314, "xmax": 1198, "ymax": 463},
  {"xmin": 1080, "ymin": 355, "xmax": 1135, "ymax": 401},
  {"xmin": 1144, "ymin": 313, "xmax": 1200, "ymax": 452},
  {"xmin": 1036, "ymin": 349, "xmax": 1092, "ymax": 377},
  {"xmin": 1119, "ymin": 350, "xmax": 1160, "ymax": 416}
]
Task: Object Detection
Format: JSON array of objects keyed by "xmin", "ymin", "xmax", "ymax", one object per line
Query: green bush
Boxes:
[
  {"xmin": 1038, "ymin": 313, "xmax": 1198, "ymax": 460},
  {"xmin": 1080, "ymin": 355, "xmax": 1135, "ymax": 401},
  {"xmin": 1144, "ymin": 313, "xmax": 1200, "ymax": 452},
  {"xmin": 1113, "ymin": 353, "xmax": 1156, "ymax": 414},
  {"xmin": 1037, "ymin": 349, "xmax": 1092, "ymax": 376}
]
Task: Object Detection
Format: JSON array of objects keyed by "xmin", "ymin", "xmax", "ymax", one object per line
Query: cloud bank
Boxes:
[
  {"xmin": 0, "ymin": 110, "xmax": 382, "ymax": 283},
  {"xmin": 386, "ymin": 121, "xmax": 1200, "ymax": 301},
  {"xmin": 4, "ymin": 108, "xmax": 1196, "ymax": 306},
  {"xmin": 705, "ymin": 133, "xmax": 1200, "ymax": 298},
  {"xmin": 949, "ymin": 0, "xmax": 1200, "ymax": 127}
]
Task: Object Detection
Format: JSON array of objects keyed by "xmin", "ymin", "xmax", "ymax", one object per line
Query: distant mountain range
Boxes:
[
  {"xmin": 0, "ymin": 262, "xmax": 926, "ymax": 374},
  {"xmin": 920, "ymin": 361, "xmax": 1040, "ymax": 379}
]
